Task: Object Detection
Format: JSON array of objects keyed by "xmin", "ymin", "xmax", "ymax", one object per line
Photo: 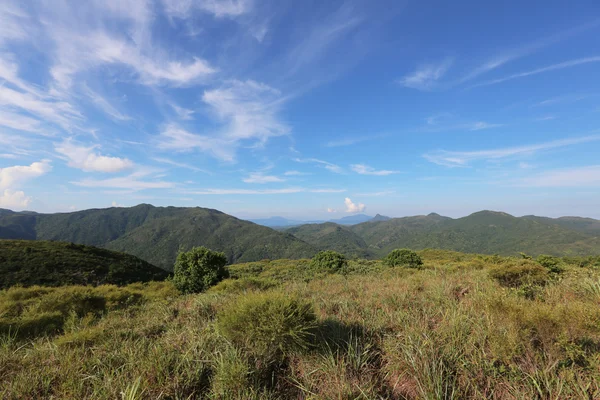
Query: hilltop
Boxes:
[
  {"xmin": 0, "ymin": 240, "xmax": 167, "ymax": 289},
  {"xmin": 0, "ymin": 205, "xmax": 317, "ymax": 270},
  {"xmin": 286, "ymin": 210, "xmax": 600, "ymax": 257},
  {"xmin": 2, "ymin": 206, "xmax": 600, "ymax": 272}
]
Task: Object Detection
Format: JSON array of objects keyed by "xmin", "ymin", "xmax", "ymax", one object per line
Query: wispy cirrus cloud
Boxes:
[
  {"xmin": 81, "ymin": 85, "xmax": 131, "ymax": 121},
  {"xmin": 187, "ymin": 187, "xmax": 344, "ymax": 195},
  {"xmin": 325, "ymin": 133, "xmax": 387, "ymax": 148},
  {"xmin": 243, "ymin": 172, "xmax": 285, "ymax": 184},
  {"xmin": 397, "ymin": 58, "xmax": 453, "ymax": 91},
  {"xmin": 71, "ymin": 169, "xmax": 175, "ymax": 191},
  {"xmin": 161, "ymin": 0, "xmax": 252, "ymax": 19},
  {"xmin": 294, "ymin": 158, "xmax": 343, "ymax": 173},
  {"xmin": 151, "ymin": 157, "xmax": 209, "ymax": 173},
  {"xmin": 457, "ymin": 20, "xmax": 600, "ymax": 84},
  {"xmin": 517, "ymin": 165, "xmax": 600, "ymax": 187},
  {"xmin": 283, "ymin": 170, "xmax": 310, "ymax": 176},
  {"xmin": 424, "ymin": 134, "xmax": 600, "ymax": 167},
  {"xmin": 156, "ymin": 124, "xmax": 235, "ymax": 161},
  {"xmin": 351, "ymin": 164, "xmax": 399, "ymax": 176},
  {"xmin": 422, "ymin": 113, "xmax": 503, "ymax": 132},
  {"xmin": 471, "ymin": 56, "xmax": 600, "ymax": 89}
]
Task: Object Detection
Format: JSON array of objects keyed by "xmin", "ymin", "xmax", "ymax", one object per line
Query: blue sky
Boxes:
[{"xmin": 1, "ymin": 0, "xmax": 600, "ymax": 219}]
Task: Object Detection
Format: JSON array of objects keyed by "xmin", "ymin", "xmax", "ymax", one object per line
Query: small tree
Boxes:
[
  {"xmin": 385, "ymin": 248, "xmax": 423, "ymax": 268},
  {"xmin": 172, "ymin": 246, "xmax": 228, "ymax": 294},
  {"xmin": 310, "ymin": 250, "xmax": 348, "ymax": 273}
]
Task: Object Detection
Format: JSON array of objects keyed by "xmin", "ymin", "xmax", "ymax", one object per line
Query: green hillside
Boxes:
[
  {"xmin": 0, "ymin": 205, "xmax": 317, "ymax": 270},
  {"xmin": 285, "ymin": 222, "xmax": 375, "ymax": 258},
  {"xmin": 0, "ymin": 240, "xmax": 168, "ymax": 289},
  {"xmin": 352, "ymin": 211, "xmax": 600, "ymax": 256},
  {"xmin": 284, "ymin": 211, "xmax": 600, "ymax": 258},
  {"xmin": 523, "ymin": 215, "xmax": 600, "ymax": 236}
]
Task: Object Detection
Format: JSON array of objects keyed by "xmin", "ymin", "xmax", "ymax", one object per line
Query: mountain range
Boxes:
[
  {"xmin": 249, "ymin": 213, "xmax": 380, "ymax": 227},
  {"xmin": 1, "ymin": 205, "xmax": 599, "ymax": 271}
]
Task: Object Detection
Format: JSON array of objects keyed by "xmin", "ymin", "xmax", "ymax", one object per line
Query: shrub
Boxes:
[
  {"xmin": 489, "ymin": 261, "xmax": 549, "ymax": 288},
  {"xmin": 216, "ymin": 292, "xmax": 317, "ymax": 362},
  {"xmin": 310, "ymin": 251, "xmax": 348, "ymax": 273},
  {"xmin": 384, "ymin": 249, "xmax": 423, "ymax": 268},
  {"xmin": 172, "ymin": 247, "xmax": 228, "ymax": 294},
  {"xmin": 536, "ymin": 255, "xmax": 565, "ymax": 274}
]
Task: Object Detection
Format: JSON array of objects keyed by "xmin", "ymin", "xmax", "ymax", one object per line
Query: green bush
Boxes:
[
  {"xmin": 172, "ymin": 247, "xmax": 228, "ymax": 294},
  {"xmin": 489, "ymin": 261, "xmax": 549, "ymax": 288},
  {"xmin": 216, "ymin": 292, "xmax": 317, "ymax": 362},
  {"xmin": 310, "ymin": 251, "xmax": 348, "ymax": 273},
  {"xmin": 536, "ymin": 255, "xmax": 565, "ymax": 274},
  {"xmin": 384, "ymin": 248, "xmax": 423, "ymax": 268}
]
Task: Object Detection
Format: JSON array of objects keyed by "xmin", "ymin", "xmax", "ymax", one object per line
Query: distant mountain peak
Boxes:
[{"xmin": 371, "ymin": 214, "xmax": 391, "ymax": 222}]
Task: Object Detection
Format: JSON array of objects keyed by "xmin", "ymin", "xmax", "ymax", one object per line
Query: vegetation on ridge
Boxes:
[
  {"xmin": 2, "ymin": 249, "xmax": 600, "ymax": 398},
  {"xmin": 0, "ymin": 240, "xmax": 168, "ymax": 289}
]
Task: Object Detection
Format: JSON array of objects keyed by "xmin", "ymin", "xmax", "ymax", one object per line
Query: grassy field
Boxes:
[{"xmin": 2, "ymin": 250, "xmax": 600, "ymax": 399}]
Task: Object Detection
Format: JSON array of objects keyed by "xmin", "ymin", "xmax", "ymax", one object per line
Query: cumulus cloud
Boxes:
[
  {"xmin": 55, "ymin": 141, "xmax": 134, "ymax": 173},
  {"xmin": 0, "ymin": 160, "xmax": 52, "ymax": 190},
  {"xmin": 327, "ymin": 207, "xmax": 336, "ymax": 213},
  {"xmin": 0, "ymin": 189, "xmax": 31, "ymax": 209},
  {"xmin": 344, "ymin": 197, "xmax": 365, "ymax": 213}
]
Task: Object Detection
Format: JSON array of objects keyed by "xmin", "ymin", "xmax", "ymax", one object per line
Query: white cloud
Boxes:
[
  {"xmin": 0, "ymin": 160, "xmax": 52, "ymax": 190},
  {"xmin": 158, "ymin": 80, "xmax": 289, "ymax": 162},
  {"xmin": 0, "ymin": 189, "xmax": 31, "ymax": 209},
  {"xmin": 81, "ymin": 85, "xmax": 131, "ymax": 121},
  {"xmin": 344, "ymin": 197, "xmax": 365, "ymax": 213},
  {"xmin": 0, "ymin": 109, "xmax": 43, "ymax": 134},
  {"xmin": 156, "ymin": 124, "xmax": 235, "ymax": 161},
  {"xmin": 327, "ymin": 207, "xmax": 336, "ymax": 213},
  {"xmin": 190, "ymin": 188, "xmax": 303, "ymax": 195},
  {"xmin": 283, "ymin": 170, "xmax": 309, "ymax": 176},
  {"xmin": 202, "ymin": 80, "xmax": 289, "ymax": 143},
  {"xmin": 424, "ymin": 134, "xmax": 600, "ymax": 167},
  {"xmin": 55, "ymin": 141, "xmax": 134, "ymax": 173},
  {"xmin": 325, "ymin": 133, "xmax": 388, "ymax": 148},
  {"xmin": 421, "ymin": 114, "xmax": 503, "ymax": 133},
  {"xmin": 170, "ymin": 103, "xmax": 195, "ymax": 120},
  {"xmin": 351, "ymin": 164, "xmax": 399, "ymax": 176},
  {"xmin": 0, "ymin": 85, "xmax": 82, "ymax": 131},
  {"xmin": 518, "ymin": 165, "xmax": 600, "ymax": 187},
  {"xmin": 72, "ymin": 172, "xmax": 174, "ymax": 191},
  {"xmin": 398, "ymin": 58, "xmax": 453, "ymax": 91},
  {"xmin": 457, "ymin": 21, "xmax": 600, "ymax": 84},
  {"xmin": 310, "ymin": 188, "xmax": 346, "ymax": 193},
  {"xmin": 354, "ymin": 190, "xmax": 396, "ymax": 197},
  {"xmin": 0, "ymin": 2, "xmax": 28, "ymax": 45},
  {"xmin": 151, "ymin": 157, "xmax": 209, "ymax": 173},
  {"xmin": 294, "ymin": 158, "xmax": 343, "ymax": 173},
  {"xmin": 243, "ymin": 173, "xmax": 284, "ymax": 184},
  {"xmin": 187, "ymin": 187, "xmax": 344, "ymax": 195},
  {"xmin": 469, "ymin": 122, "xmax": 504, "ymax": 131},
  {"xmin": 471, "ymin": 56, "xmax": 600, "ymax": 88},
  {"xmin": 111, "ymin": 201, "xmax": 125, "ymax": 207},
  {"xmin": 162, "ymin": 0, "xmax": 252, "ymax": 18}
]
